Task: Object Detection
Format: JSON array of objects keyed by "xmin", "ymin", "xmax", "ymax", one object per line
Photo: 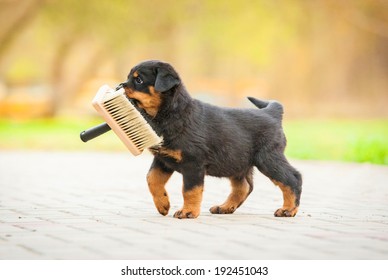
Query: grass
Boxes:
[
  {"xmin": 0, "ymin": 117, "xmax": 126, "ymax": 152},
  {"xmin": 284, "ymin": 119, "xmax": 388, "ymax": 165},
  {"xmin": 0, "ymin": 118, "xmax": 387, "ymax": 165}
]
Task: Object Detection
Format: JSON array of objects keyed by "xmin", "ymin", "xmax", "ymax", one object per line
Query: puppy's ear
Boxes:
[{"xmin": 154, "ymin": 66, "xmax": 180, "ymax": 92}]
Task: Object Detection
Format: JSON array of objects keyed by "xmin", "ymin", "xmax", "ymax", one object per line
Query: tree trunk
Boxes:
[{"xmin": 0, "ymin": 0, "xmax": 45, "ymax": 62}]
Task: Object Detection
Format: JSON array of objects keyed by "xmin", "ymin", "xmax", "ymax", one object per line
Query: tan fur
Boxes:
[
  {"xmin": 210, "ymin": 177, "xmax": 251, "ymax": 214},
  {"xmin": 272, "ymin": 180, "xmax": 299, "ymax": 217},
  {"xmin": 151, "ymin": 148, "xmax": 182, "ymax": 162},
  {"xmin": 173, "ymin": 185, "xmax": 203, "ymax": 219},
  {"xmin": 147, "ymin": 168, "xmax": 172, "ymax": 216},
  {"xmin": 125, "ymin": 86, "xmax": 161, "ymax": 117}
]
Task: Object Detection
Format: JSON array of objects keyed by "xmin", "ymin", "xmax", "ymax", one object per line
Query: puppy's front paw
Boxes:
[
  {"xmin": 274, "ymin": 207, "xmax": 298, "ymax": 217},
  {"xmin": 153, "ymin": 194, "xmax": 170, "ymax": 216},
  {"xmin": 173, "ymin": 208, "xmax": 200, "ymax": 219}
]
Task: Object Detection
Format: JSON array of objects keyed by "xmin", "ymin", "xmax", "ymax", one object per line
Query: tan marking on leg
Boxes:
[
  {"xmin": 147, "ymin": 168, "xmax": 172, "ymax": 216},
  {"xmin": 210, "ymin": 177, "xmax": 250, "ymax": 214},
  {"xmin": 173, "ymin": 185, "xmax": 203, "ymax": 219},
  {"xmin": 272, "ymin": 180, "xmax": 299, "ymax": 217}
]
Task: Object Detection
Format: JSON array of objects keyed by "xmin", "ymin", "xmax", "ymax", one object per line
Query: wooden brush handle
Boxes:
[{"xmin": 80, "ymin": 122, "xmax": 111, "ymax": 142}]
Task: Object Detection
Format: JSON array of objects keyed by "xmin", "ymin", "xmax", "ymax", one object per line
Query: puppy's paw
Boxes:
[
  {"xmin": 153, "ymin": 195, "xmax": 170, "ymax": 216},
  {"xmin": 274, "ymin": 207, "xmax": 298, "ymax": 217},
  {"xmin": 173, "ymin": 208, "xmax": 200, "ymax": 219},
  {"xmin": 209, "ymin": 205, "xmax": 236, "ymax": 214}
]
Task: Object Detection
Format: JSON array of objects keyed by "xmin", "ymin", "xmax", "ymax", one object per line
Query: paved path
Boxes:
[{"xmin": 0, "ymin": 151, "xmax": 387, "ymax": 259}]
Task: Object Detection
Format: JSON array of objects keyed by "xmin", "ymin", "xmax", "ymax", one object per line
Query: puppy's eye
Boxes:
[{"xmin": 134, "ymin": 76, "xmax": 143, "ymax": 84}]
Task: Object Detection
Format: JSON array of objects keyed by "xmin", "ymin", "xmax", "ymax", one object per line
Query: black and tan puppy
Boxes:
[{"xmin": 121, "ymin": 60, "xmax": 302, "ymax": 219}]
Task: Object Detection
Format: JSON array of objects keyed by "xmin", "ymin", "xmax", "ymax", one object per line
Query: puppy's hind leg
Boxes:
[
  {"xmin": 210, "ymin": 169, "xmax": 254, "ymax": 214},
  {"xmin": 256, "ymin": 152, "xmax": 302, "ymax": 217}
]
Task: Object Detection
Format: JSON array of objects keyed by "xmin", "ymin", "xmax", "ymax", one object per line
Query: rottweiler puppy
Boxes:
[{"xmin": 121, "ymin": 60, "xmax": 302, "ymax": 219}]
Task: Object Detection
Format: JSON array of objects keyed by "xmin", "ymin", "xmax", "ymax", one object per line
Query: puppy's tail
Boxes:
[{"xmin": 247, "ymin": 97, "xmax": 283, "ymax": 120}]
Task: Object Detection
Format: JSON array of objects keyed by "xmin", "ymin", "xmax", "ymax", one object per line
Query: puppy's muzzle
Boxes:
[{"xmin": 116, "ymin": 81, "xmax": 129, "ymax": 90}]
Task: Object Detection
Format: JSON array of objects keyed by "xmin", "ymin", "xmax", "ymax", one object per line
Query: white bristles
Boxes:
[{"xmin": 92, "ymin": 85, "xmax": 162, "ymax": 155}]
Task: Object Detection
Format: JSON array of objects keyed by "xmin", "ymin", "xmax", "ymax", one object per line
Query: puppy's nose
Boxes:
[{"xmin": 116, "ymin": 81, "xmax": 129, "ymax": 90}]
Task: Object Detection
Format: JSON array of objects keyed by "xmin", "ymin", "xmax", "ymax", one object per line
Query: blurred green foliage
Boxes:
[
  {"xmin": 0, "ymin": 118, "xmax": 387, "ymax": 165},
  {"xmin": 6, "ymin": 56, "xmax": 43, "ymax": 83},
  {"xmin": 284, "ymin": 120, "xmax": 388, "ymax": 165},
  {"xmin": 0, "ymin": 117, "xmax": 122, "ymax": 151},
  {"xmin": 1, "ymin": 0, "xmax": 387, "ymax": 119}
]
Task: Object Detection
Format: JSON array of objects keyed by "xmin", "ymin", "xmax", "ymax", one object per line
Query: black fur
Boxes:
[{"xmin": 122, "ymin": 60, "xmax": 302, "ymax": 218}]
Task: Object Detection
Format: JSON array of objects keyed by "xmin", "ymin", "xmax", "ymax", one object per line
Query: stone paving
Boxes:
[{"xmin": 0, "ymin": 151, "xmax": 387, "ymax": 259}]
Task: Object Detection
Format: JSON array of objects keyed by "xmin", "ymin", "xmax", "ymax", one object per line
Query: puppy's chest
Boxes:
[{"xmin": 149, "ymin": 146, "xmax": 183, "ymax": 163}]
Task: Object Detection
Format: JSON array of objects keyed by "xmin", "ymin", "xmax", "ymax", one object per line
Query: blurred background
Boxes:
[{"xmin": 0, "ymin": 0, "xmax": 387, "ymax": 164}]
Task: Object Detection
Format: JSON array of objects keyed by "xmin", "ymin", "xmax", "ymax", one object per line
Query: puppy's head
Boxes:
[{"xmin": 121, "ymin": 60, "xmax": 180, "ymax": 117}]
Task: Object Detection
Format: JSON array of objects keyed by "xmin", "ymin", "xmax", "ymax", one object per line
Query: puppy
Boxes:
[{"xmin": 121, "ymin": 60, "xmax": 302, "ymax": 219}]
